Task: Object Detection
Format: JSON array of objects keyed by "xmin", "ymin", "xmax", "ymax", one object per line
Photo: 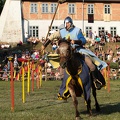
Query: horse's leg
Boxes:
[
  {"xmin": 92, "ymin": 84, "xmax": 100, "ymax": 112},
  {"xmin": 68, "ymin": 83, "xmax": 81, "ymax": 120},
  {"xmin": 86, "ymin": 98, "xmax": 92, "ymax": 116}
]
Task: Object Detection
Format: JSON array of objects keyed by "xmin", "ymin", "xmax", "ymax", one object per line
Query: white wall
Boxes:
[
  {"xmin": 28, "ymin": 20, "xmax": 120, "ymax": 39},
  {"xmin": 0, "ymin": 0, "xmax": 23, "ymax": 43}
]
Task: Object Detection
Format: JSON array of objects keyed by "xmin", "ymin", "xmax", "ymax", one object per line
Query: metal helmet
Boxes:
[{"xmin": 64, "ymin": 16, "xmax": 73, "ymax": 27}]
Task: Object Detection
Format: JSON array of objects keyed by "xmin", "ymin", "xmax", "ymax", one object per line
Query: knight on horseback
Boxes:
[
  {"xmin": 41, "ymin": 16, "xmax": 107, "ymax": 90},
  {"xmin": 42, "ymin": 16, "xmax": 107, "ymax": 89}
]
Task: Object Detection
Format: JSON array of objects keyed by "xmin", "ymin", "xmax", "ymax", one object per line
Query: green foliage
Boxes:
[
  {"xmin": 109, "ymin": 62, "xmax": 119, "ymax": 69},
  {"xmin": 0, "ymin": 80, "xmax": 120, "ymax": 120}
]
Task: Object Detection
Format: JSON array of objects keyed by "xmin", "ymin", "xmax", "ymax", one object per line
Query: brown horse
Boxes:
[{"xmin": 57, "ymin": 40, "xmax": 101, "ymax": 120}]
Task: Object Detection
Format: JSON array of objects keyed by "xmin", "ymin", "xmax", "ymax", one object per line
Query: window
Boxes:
[
  {"xmin": 85, "ymin": 26, "xmax": 92, "ymax": 38},
  {"xmin": 110, "ymin": 27, "xmax": 116, "ymax": 37},
  {"xmin": 68, "ymin": 3, "xmax": 75, "ymax": 14},
  {"xmin": 51, "ymin": 26, "xmax": 58, "ymax": 31},
  {"xmin": 88, "ymin": 4, "xmax": 94, "ymax": 14},
  {"xmin": 49, "ymin": 26, "xmax": 58, "ymax": 35},
  {"xmin": 29, "ymin": 26, "xmax": 39, "ymax": 38},
  {"xmin": 51, "ymin": 3, "xmax": 57, "ymax": 13},
  {"xmin": 104, "ymin": 4, "xmax": 110, "ymax": 14},
  {"xmin": 30, "ymin": 3, "xmax": 38, "ymax": 13},
  {"xmin": 98, "ymin": 27, "xmax": 105, "ymax": 36},
  {"xmin": 98, "ymin": 27, "xmax": 105, "ymax": 37},
  {"xmin": 42, "ymin": 3, "xmax": 48, "ymax": 13}
]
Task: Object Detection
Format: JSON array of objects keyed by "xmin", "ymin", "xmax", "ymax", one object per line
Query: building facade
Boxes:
[
  {"xmin": 0, "ymin": 0, "xmax": 120, "ymax": 43},
  {"xmin": 22, "ymin": 0, "xmax": 120, "ymax": 40}
]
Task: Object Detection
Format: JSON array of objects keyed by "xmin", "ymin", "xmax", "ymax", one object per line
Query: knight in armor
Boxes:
[{"xmin": 41, "ymin": 16, "xmax": 107, "ymax": 91}]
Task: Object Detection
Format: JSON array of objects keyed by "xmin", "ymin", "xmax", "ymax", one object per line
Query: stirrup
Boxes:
[{"xmin": 93, "ymin": 79, "xmax": 103, "ymax": 90}]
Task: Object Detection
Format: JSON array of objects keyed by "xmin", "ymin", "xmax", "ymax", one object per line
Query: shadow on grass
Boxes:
[
  {"xmin": 80, "ymin": 102, "xmax": 120, "ymax": 115},
  {"xmin": 100, "ymin": 102, "xmax": 120, "ymax": 114}
]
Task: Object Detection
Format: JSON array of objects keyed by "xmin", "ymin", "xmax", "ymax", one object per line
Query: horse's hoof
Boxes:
[
  {"xmin": 96, "ymin": 107, "xmax": 101, "ymax": 112},
  {"xmin": 56, "ymin": 99, "xmax": 68, "ymax": 103},
  {"xmin": 96, "ymin": 105, "xmax": 101, "ymax": 112},
  {"xmin": 75, "ymin": 117, "xmax": 82, "ymax": 120}
]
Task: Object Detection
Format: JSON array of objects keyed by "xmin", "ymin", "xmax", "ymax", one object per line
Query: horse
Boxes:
[{"xmin": 57, "ymin": 40, "xmax": 101, "ymax": 120}]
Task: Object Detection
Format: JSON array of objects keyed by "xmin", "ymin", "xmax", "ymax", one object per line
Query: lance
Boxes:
[{"xmin": 45, "ymin": 0, "xmax": 66, "ymax": 40}]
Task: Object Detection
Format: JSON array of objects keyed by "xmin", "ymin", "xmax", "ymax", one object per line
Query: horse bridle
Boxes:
[{"xmin": 59, "ymin": 42, "xmax": 72, "ymax": 59}]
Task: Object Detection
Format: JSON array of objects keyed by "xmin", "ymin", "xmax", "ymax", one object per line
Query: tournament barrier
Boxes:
[
  {"xmin": 1, "ymin": 55, "xmax": 110, "ymax": 112},
  {"xmin": 101, "ymin": 62, "xmax": 110, "ymax": 93},
  {"xmin": 107, "ymin": 62, "xmax": 110, "ymax": 93},
  {"xmin": 18, "ymin": 58, "xmax": 42, "ymax": 103},
  {"xmin": 7, "ymin": 57, "xmax": 42, "ymax": 111}
]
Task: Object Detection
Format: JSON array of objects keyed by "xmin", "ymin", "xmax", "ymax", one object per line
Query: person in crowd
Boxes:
[
  {"xmin": 2, "ymin": 71, "xmax": 8, "ymax": 81},
  {"xmin": 89, "ymin": 30, "xmax": 93, "ymax": 39},
  {"xmin": 93, "ymin": 31, "xmax": 97, "ymax": 40},
  {"xmin": 52, "ymin": 42, "xmax": 57, "ymax": 53},
  {"xmin": 24, "ymin": 32, "xmax": 28, "ymax": 42},
  {"xmin": 0, "ymin": 64, "xmax": 2, "ymax": 78},
  {"xmin": 3, "ymin": 64, "xmax": 8, "ymax": 72},
  {"xmin": 17, "ymin": 41, "xmax": 23, "ymax": 46},
  {"xmin": 13, "ymin": 58, "xmax": 19, "ymax": 80}
]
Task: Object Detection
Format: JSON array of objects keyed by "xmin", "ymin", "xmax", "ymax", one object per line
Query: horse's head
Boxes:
[{"xmin": 57, "ymin": 40, "xmax": 72, "ymax": 69}]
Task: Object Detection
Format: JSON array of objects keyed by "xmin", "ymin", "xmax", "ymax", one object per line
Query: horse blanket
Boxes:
[{"xmin": 58, "ymin": 59, "xmax": 91, "ymax": 102}]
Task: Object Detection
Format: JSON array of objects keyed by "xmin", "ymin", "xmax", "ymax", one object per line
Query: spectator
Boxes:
[
  {"xmin": 21, "ymin": 53, "xmax": 26, "ymax": 59},
  {"xmin": 31, "ymin": 52, "xmax": 35, "ymax": 60},
  {"xmin": 107, "ymin": 54, "xmax": 112, "ymax": 61},
  {"xmin": 17, "ymin": 41, "xmax": 23, "ymax": 46},
  {"xmin": 3, "ymin": 64, "xmax": 8, "ymax": 72},
  {"xmin": 52, "ymin": 42, "xmax": 57, "ymax": 53},
  {"xmin": 13, "ymin": 58, "xmax": 19, "ymax": 71},
  {"xmin": 0, "ymin": 64, "xmax": 2, "ymax": 78},
  {"xmin": 24, "ymin": 32, "xmax": 28, "ymax": 42},
  {"xmin": 2, "ymin": 71, "xmax": 8, "ymax": 81},
  {"xmin": 7, "ymin": 61, "xmax": 10, "ymax": 71},
  {"xmin": 89, "ymin": 30, "xmax": 93, "ymax": 39},
  {"xmin": 93, "ymin": 31, "xmax": 97, "ymax": 40},
  {"xmin": 14, "ymin": 54, "xmax": 17, "ymax": 61}
]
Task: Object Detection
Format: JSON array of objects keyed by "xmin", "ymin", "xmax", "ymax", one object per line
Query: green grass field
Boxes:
[{"xmin": 0, "ymin": 79, "xmax": 120, "ymax": 120}]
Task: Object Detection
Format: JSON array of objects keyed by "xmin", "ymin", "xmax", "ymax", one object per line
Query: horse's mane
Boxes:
[{"xmin": 58, "ymin": 39, "xmax": 70, "ymax": 46}]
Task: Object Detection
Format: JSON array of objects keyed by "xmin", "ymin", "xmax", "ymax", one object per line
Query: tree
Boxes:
[{"xmin": 0, "ymin": 0, "xmax": 6, "ymax": 15}]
